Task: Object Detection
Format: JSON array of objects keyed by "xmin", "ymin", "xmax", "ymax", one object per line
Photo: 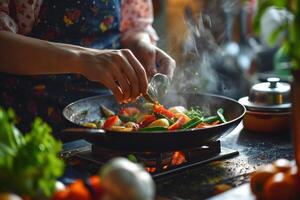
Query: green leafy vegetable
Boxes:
[
  {"xmin": 0, "ymin": 107, "xmax": 64, "ymax": 198},
  {"xmin": 184, "ymin": 107, "xmax": 204, "ymax": 119}
]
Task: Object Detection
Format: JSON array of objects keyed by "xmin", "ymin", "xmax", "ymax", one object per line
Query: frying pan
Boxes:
[{"xmin": 61, "ymin": 93, "xmax": 245, "ymax": 152}]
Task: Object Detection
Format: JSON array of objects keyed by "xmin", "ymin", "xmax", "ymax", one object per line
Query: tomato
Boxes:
[
  {"xmin": 168, "ymin": 116, "xmax": 186, "ymax": 130},
  {"xmin": 67, "ymin": 180, "xmax": 91, "ymax": 200},
  {"xmin": 119, "ymin": 107, "xmax": 140, "ymax": 117},
  {"xmin": 250, "ymin": 164, "xmax": 279, "ymax": 198},
  {"xmin": 52, "ymin": 189, "xmax": 70, "ymax": 200},
  {"xmin": 102, "ymin": 115, "xmax": 120, "ymax": 130},
  {"xmin": 263, "ymin": 172, "xmax": 298, "ymax": 200},
  {"xmin": 139, "ymin": 115, "xmax": 156, "ymax": 128},
  {"xmin": 272, "ymin": 159, "xmax": 292, "ymax": 173},
  {"xmin": 89, "ymin": 176, "xmax": 104, "ymax": 199},
  {"xmin": 153, "ymin": 104, "xmax": 175, "ymax": 119}
]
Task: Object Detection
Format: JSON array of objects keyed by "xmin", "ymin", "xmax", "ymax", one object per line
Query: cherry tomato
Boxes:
[
  {"xmin": 250, "ymin": 164, "xmax": 279, "ymax": 198},
  {"xmin": 272, "ymin": 159, "xmax": 292, "ymax": 173},
  {"xmin": 263, "ymin": 172, "xmax": 298, "ymax": 200},
  {"xmin": 89, "ymin": 176, "xmax": 104, "ymax": 199},
  {"xmin": 52, "ymin": 189, "xmax": 70, "ymax": 200},
  {"xmin": 67, "ymin": 180, "xmax": 91, "ymax": 200}
]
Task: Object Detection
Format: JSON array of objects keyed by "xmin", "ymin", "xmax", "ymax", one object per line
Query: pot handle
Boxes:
[{"xmin": 58, "ymin": 128, "xmax": 106, "ymax": 142}]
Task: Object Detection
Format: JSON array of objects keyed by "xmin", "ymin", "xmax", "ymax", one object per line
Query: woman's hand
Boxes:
[
  {"xmin": 78, "ymin": 49, "xmax": 148, "ymax": 103},
  {"xmin": 121, "ymin": 32, "xmax": 176, "ymax": 80},
  {"xmin": 129, "ymin": 40, "xmax": 176, "ymax": 80}
]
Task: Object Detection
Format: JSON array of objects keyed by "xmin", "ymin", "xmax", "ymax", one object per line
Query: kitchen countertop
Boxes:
[{"xmin": 155, "ymin": 123, "xmax": 294, "ymax": 199}]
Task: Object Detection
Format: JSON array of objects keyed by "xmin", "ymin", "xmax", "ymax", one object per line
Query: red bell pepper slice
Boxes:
[
  {"xmin": 139, "ymin": 115, "xmax": 156, "ymax": 128},
  {"xmin": 103, "ymin": 115, "xmax": 120, "ymax": 130},
  {"xmin": 196, "ymin": 122, "xmax": 213, "ymax": 129},
  {"xmin": 154, "ymin": 104, "xmax": 175, "ymax": 119},
  {"xmin": 210, "ymin": 120, "xmax": 220, "ymax": 125},
  {"xmin": 168, "ymin": 116, "xmax": 186, "ymax": 131}
]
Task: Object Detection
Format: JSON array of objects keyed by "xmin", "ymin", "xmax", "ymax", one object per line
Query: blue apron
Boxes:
[{"xmin": 0, "ymin": 0, "xmax": 121, "ymax": 132}]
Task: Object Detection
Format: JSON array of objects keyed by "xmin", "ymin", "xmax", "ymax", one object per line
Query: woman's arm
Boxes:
[
  {"xmin": 0, "ymin": 30, "xmax": 82, "ymax": 75},
  {"xmin": 0, "ymin": 31, "xmax": 148, "ymax": 103},
  {"xmin": 120, "ymin": 0, "xmax": 176, "ymax": 80}
]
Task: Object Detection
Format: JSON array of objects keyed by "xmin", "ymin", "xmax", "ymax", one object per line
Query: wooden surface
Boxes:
[{"xmin": 208, "ymin": 183, "xmax": 255, "ymax": 200}]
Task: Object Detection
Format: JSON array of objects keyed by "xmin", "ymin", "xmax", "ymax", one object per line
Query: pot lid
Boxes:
[{"xmin": 238, "ymin": 78, "xmax": 291, "ymax": 112}]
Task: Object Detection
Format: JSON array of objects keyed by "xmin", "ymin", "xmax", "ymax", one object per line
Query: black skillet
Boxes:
[{"xmin": 61, "ymin": 93, "xmax": 245, "ymax": 152}]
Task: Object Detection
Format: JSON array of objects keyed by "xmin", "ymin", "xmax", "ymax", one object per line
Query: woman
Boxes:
[{"xmin": 0, "ymin": 0, "xmax": 175, "ymax": 132}]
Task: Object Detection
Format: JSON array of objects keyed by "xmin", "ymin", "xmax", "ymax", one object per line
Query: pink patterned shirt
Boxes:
[{"xmin": 0, "ymin": 0, "xmax": 158, "ymax": 42}]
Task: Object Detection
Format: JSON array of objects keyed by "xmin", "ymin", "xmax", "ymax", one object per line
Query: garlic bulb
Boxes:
[{"xmin": 100, "ymin": 157, "xmax": 155, "ymax": 200}]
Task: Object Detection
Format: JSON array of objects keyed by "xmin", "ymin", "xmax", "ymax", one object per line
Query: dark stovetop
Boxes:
[
  {"xmin": 61, "ymin": 123, "xmax": 294, "ymax": 200},
  {"xmin": 154, "ymin": 124, "xmax": 294, "ymax": 200}
]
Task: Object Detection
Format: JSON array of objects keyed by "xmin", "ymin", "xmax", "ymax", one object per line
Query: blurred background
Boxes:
[{"xmin": 150, "ymin": 0, "xmax": 292, "ymax": 100}]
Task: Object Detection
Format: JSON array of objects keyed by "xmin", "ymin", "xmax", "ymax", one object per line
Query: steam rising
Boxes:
[{"xmin": 169, "ymin": 0, "xmax": 251, "ymax": 101}]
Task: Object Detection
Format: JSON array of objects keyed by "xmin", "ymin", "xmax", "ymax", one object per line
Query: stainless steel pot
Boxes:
[{"xmin": 239, "ymin": 78, "xmax": 291, "ymax": 132}]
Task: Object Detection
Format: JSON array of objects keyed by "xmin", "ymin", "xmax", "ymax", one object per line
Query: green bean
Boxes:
[
  {"xmin": 202, "ymin": 116, "xmax": 219, "ymax": 124},
  {"xmin": 181, "ymin": 117, "xmax": 202, "ymax": 130},
  {"xmin": 217, "ymin": 108, "xmax": 227, "ymax": 123}
]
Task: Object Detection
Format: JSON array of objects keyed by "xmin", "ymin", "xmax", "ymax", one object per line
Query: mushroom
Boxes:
[{"xmin": 100, "ymin": 157, "xmax": 155, "ymax": 200}]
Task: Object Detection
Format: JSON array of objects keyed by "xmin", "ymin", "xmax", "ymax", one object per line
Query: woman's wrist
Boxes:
[{"xmin": 54, "ymin": 42, "xmax": 91, "ymax": 76}]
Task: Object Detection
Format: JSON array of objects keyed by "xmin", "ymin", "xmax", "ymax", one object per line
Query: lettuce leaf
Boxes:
[{"xmin": 0, "ymin": 107, "xmax": 64, "ymax": 198}]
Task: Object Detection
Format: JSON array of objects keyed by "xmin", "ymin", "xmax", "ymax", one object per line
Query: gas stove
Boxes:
[{"xmin": 60, "ymin": 139, "xmax": 238, "ymax": 179}]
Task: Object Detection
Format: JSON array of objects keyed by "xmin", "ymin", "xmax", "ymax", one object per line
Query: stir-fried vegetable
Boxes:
[
  {"xmin": 181, "ymin": 117, "xmax": 201, "ymax": 130},
  {"xmin": 83, "ymin": 103, "xmax": 227, "ymax": 132},
  {"xmin": 102, "ymin": 115, "xmax": 121, "ymax": 130},
  {"xmin": 153, "ymin": 104, "xmax": 175, "ymax": 119},
  {"xmin": 138, "ymin": 115, "xmax": 157, "ymax": 128},
  {"xmin": 148, "ymin": 118, "xmax": 169, "ymax": 128},
  {"xmin": 217, "ymin": 108, "xmax": 227, "ymax": 123},
  {"xmin": 168, "ymin": 116, "xmax": 186, "ymax": 131}
]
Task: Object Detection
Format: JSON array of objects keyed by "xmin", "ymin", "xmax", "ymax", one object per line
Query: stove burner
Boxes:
[{"xmin": 61, "ymin": 140, "xmax": 239, "ymax": 179}]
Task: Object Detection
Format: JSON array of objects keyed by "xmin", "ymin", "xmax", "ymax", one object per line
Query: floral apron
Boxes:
[{"xmin": 0, "ymin": 0, "xmax": 121, "ymax": 133}]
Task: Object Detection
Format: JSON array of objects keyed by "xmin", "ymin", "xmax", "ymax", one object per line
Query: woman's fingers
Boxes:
[
  {"xmin": 122, "ymin": 49, "xmax": 148, "ymax": 95},
  {"xmin": 81, "ymin": 48, "xmax": 149, "ymax": 103},
  {"xmin": 108, "ymin": 61, "xmax": 131, "ymax": 101},
  {"xmin": 113, "ymin": 50, "xmax": 141, "ymax": 100},
  {"xmin": 103, "ymin": 73, "xmax": 124, "ymax": 103}
]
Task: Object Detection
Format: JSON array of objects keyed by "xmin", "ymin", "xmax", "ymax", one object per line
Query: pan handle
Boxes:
[{"xmin": 59, "ymin": 128, "xmax": 106, "ymax": 142}]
